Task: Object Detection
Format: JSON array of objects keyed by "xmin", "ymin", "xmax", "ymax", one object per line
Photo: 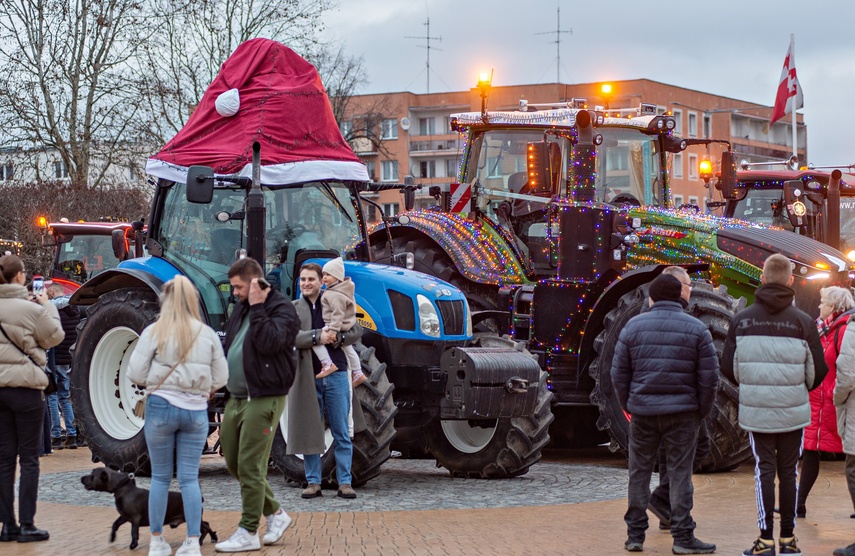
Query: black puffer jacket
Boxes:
[
  {"xmin": 224, "ymin": 289, "xmax": 300, "ymax": 398},
  {"xmin": 611, "ymin": 301, "xmax": 719, "ymax": 417},
  {"xmin": 51, "ymin": 295, "xmax": 80, "ymax": 366}
]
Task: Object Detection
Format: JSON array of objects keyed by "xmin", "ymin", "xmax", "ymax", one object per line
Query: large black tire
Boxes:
[
  {"xmin": 588, "ymin": 281, "xmax": 750, "ymax": 472},
  {"xmin": 70, "ymin": 288, "xmax": 159, "ymax": 472},
  {"xmin": 423, "ymin": 334, "xmax": 554, "ymax": 478},
  {"xmin": 270, "ymin": 342, "xmax": 397, "ymax": 488}
]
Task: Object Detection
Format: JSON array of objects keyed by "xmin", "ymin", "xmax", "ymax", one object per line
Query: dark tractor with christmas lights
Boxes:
[
  {"xmin": 368, "ymin": 97, "xmax": 855, "ymax": 472},
  {"xmin": 68, "ymin": 39, "xmax": 549, "ymax": 484}
]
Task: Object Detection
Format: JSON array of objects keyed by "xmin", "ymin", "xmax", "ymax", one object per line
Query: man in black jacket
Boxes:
[
  {"xmin": 611, "ymin": 273, "xmax": 719, "ymax": 554},
  {"xmin": 216, "ymin": 258, "xmax": 300, "ymax": 553}
]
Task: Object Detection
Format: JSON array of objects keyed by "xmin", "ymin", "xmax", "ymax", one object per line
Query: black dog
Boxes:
[{"xmin": 81, "ymin": 467, "xmax": 217, "ymax": 550}]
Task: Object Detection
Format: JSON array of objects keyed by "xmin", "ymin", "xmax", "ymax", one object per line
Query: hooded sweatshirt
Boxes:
[{"xmin": 721, "ymin": 283, "xmax": 827, "ymax": 433}]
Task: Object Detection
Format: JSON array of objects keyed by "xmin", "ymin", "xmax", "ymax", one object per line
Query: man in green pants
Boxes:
[{"xmin": 216, "ymin": 258, "xmax": 300, "ymax": 553}]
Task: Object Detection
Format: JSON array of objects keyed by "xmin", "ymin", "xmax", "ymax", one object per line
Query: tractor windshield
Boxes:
[
  {"xmin": 56, "ymin": 235, "xmax": 122, "ymax": 284},
  {"xmin": 153, "ymin": 181, "xmax": 361, "ymax": 329},
  {"xmin": 596, "ymin": 128, "xmax": 665, "ymax": 207},
  {"xmin": 840, "ymin": 196, "xmax": 855, "ymax": 256},
  {"xmin": 730, "ymin": 188, "xmax": 790, "ymax": 229},
  {"xmin": 465, "ymin": 128, "xmax": 665, "ymax": 211}
]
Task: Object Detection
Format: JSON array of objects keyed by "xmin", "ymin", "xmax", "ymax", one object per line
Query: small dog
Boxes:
[{"xmin": 81, "ymin": 467, "xmax": 217, "ymax": 550}]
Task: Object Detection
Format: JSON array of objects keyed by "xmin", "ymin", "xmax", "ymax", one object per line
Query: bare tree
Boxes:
[
  {"xmin": 310, "ymin": 43, "xmax": 397, "ymax": 158},
  {"xmin": 0, "ymin": 0, "xmax": 151, "ymax": 188},
  {"xmin": 133, "ymin": 0, "xmax": 332, "ymax": 147}
]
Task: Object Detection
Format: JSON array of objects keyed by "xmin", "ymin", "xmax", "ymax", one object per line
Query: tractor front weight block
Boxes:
[{"xmin": 439, "ymin": 347, "xmax": 541, "ymax": 420}]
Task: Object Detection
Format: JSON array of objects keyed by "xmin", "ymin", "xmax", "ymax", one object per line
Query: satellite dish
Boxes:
[
  {"xmin": 410, "ymin": 162, "xmax": 421, "ymax": 177},
  {"xmin": 400, "ymin": 117, "xmax": 411, "ymax": 131}
]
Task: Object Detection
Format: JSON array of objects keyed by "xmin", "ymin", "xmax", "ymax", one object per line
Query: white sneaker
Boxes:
[
  {"xmin": 149, "ymin": 534, "xmax": 172, "ymax": 556},
  {"xmin": 175, "ymin": 537, "xmax": 202, "ymax": 555},
  {"xmin": 215, "ymin": 527, "xmax": 261, "ymax": 553},
  {"xmin": 262, "ymin": 510, "xmax": 292, "ymax": 545}
]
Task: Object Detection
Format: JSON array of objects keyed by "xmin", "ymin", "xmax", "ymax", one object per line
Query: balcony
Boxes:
[{"xmin": 409, "ymin": 137, "xmax": 459, "ymax": 156}]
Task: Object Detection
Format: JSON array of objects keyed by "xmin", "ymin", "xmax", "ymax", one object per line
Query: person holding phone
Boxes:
[
  {"xmin": 0, "ymin": 255, "xmax": 64, "ymax": 543},
  {"xmin": 216, "ymin": 257, "xmax": 299, "ymax": 552}
]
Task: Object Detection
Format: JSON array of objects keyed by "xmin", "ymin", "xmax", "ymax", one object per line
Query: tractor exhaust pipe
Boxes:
[
  {"xmin": 571, "ymin": 110, "xmax": 596, "ymax": 203},
  {"xmin": 246, "ymin": 141, "xmax": 266, "ymax": 268},
  {"xmin": 827, "ymin": 169, "xmax": 842, "ymax": 250}
]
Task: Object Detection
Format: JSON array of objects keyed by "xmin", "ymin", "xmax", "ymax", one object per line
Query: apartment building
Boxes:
[{"xmin": 339, "ymin": 79, "xmax": 805, "ymax": 218}]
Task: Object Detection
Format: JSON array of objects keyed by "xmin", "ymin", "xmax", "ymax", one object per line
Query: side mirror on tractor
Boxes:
[
  {"xmin": 783, "ymin": 179, "xmax": 809, "ymax": 230},
  {"xmin": 403, "ymin": 175, "xmax": 416, "ymax": 211},
  {"xmin": 716, "ymin": 150, "xmax": 737, "ymax": 200},
  {"xmin": 186, "ymin": 165, "xmax": 215, "ymax": 204},
  {"xmin": 111, "ymin": 229, "xmax": 128, "ymax": 261}
]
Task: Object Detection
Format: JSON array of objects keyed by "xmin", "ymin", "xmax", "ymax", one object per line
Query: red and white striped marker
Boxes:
[{"xmin": 449, "ymin": 182, "xmax": 471, "ymax": 212}]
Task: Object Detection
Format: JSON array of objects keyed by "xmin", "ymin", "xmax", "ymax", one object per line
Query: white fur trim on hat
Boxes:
[
  {"xmin": 215, "ymin": 88, "xmax": 240, "ymax": 117},
  {"xmin": 323, "ymin": 257, "xmax": 345, "ymax": 282}
]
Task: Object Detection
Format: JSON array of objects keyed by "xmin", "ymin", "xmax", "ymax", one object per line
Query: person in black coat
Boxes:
[
  {"xmin": 46, "ymin": 283, "xmax": 80, "ymax": 449},
  {"xmin": 611, "ymin": 272, "xmax": 719, "ymax": 554}
]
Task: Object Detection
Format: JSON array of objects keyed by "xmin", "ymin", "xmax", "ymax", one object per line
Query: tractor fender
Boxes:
[
  {"xmin": 367, "ymin": 211, "xmax": 528, "ymax": 285},
  {"xmin": 577, "ymin": 263, "xmax": 709, "ymax": 373},
  {"xmin": 70, "ymin": 256, "xmax": 182, "ymax": 306}
]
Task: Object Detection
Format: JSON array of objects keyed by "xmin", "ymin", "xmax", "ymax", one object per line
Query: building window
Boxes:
[
  {"xmin": 381, "ymin": 160, "xmax": 398, "ymax": 182},
  {"xmin": 340, "ymin": 120, "xmax": 353, "ymax": 138},
  {"xmin": 418, "ymin": 117, "xmax": 435, "ymax": 136},
  {"xmin": 672, "ymin": 109, "xmax": 683, "ymax": 135},
  {"xmin": 445, "ymin": 159, "xmax": 458, "ymax": 179},
  {"xmin": 673, "ymin": 153, "xmax": 683, "ymax": 179},
  {"xmin": 673, "ymin": 194, "xmax": 684, "ymax": 207},
  {"xmin": 656, "ymin": 106, "xmax": 667, "ymax": 115},
  {"xmin": 365, "ymin": 161, "xmax": 376, "ymax": 181},
  {"xmin": 0, "ymin": 163, "xmax": 13, "ymax": 181},
  {"xmin": 688, "ymin": 154, "xmax": 699, "ymax": 180},
  {"xmin": 383, "ymin": 203, "xmax": 399, "ymax": 217},
  {"xmin": 688, "ymin": 112, "xmax": 698, "ymax": 137},
  {"xmin": 688, "ymin": 195, "xmax": 699, "ymax": 206},
  {"xmin": 380, "ymin": 118, "xmax": 398, "ymax": 140},
  {"xmin": 420, "ymin": 160, "xmax": 436, "ymax": 179},
  {"xmin": 703, "ymin": 115, "xmax": 711, "ymax": 139},
  {"xmin": 54, "ymin": 161, "xmax": 69, "ymax": 179}
]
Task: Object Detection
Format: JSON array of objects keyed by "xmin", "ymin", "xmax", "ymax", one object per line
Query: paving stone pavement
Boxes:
[
  {"xmin": 42, "ymin": 456, "xmax": 630, "ymax": 512},
  {"xmin": 5, "ymin": 447, "xmax": 855, "ymax": 555}
]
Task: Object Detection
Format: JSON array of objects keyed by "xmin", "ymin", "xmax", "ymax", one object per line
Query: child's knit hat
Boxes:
[{"xmin": 323, "ymin": 257, "xmax": 345, "ymax": 282}]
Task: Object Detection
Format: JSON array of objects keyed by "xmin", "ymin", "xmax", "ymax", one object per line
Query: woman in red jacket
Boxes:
[{"xmin": 798, "ymin": 285, "xmax": 854, "ymax": 517}]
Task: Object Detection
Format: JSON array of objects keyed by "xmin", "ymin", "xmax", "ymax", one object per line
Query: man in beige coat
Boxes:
[{"xmin": 287, "ymin": 262, "xmax": 364, "ymax": 499}]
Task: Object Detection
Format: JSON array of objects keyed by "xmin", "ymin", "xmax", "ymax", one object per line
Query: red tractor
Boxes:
[{"xmin": 38, "ymin": 218, "xmax": 144, "ymax": 293}]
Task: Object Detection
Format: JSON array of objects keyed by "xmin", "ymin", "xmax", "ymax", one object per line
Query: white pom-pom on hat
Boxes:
[{"xmin": 215, "ymin": 88, "xmax": 240, "ymax": 117}]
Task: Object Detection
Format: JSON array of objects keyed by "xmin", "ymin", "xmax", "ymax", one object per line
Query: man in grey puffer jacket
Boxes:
[
  {"xmin": 612, "ymin": 272, "xmax": 719, "ymax": 554},
  {"xmin": 721, "ymin": 253, "xmax": 827, "ymax": 556}
]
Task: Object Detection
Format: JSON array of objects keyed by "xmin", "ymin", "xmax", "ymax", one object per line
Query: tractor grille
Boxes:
[
  {"xmin": 437, "ymin": 299, "xmax": 465, "ymax": 335},
  {"xmin": 388, "ymin": 290, "xmax": 415, "ymax": 331}
]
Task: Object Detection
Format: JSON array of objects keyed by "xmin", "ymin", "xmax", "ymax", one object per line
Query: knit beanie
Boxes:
[
  {"xmin": 648, "ymin": 274, "xmax": 683, "ymax": 303},
  {"xmin": 323, "ymin": 257, "xmax": 345, "ymax": 282}
]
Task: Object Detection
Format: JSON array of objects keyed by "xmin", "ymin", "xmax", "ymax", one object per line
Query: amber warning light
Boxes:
[{"xmin": 36, "ymin": 216, "xmax": 48, "ymax": 228}]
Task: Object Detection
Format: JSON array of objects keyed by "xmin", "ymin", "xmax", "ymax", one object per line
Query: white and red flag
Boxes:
[{"xmin": 770, "ymin": 35, "xmax": 804, "ymax": 125}]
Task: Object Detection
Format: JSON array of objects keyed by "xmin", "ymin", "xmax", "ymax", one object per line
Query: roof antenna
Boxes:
[
  {"xmin": 405, "ymin": 16, "xmax": 442, "ymax": 94},
  {"xmin": 534, "ymin": 2, "xmax": 572, "ymax": 83}
]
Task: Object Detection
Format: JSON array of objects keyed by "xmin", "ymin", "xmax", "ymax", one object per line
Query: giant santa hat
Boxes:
[{"xmin": 145, "ymin": 38, "xmax": 369, "ymax": 185}]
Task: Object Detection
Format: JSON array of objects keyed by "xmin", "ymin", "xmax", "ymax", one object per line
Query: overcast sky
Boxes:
[{"xmin": 320, "ymin": 0, "xmax": 855, "ymax": 168}]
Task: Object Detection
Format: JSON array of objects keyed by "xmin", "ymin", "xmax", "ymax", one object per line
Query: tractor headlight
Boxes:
[{"xmin": 416, "ymin": 294, "xmax": 441, "ymax": 337}]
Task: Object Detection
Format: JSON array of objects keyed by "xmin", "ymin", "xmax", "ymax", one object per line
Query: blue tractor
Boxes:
[{"xmin": 69, "ymin": 39, "xmax": 551, "ymax": 485}]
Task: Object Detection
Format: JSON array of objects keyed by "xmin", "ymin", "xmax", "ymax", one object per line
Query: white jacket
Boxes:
[
  {"xmin": 836, "ymin": 321, "xmax": 855, "ymax": 455},
  {"xmin": 0, "ymin": 284, "xmax": 64, "ymax": 389},
  {"xmin": 127, "ymin": 322, "xmax": 228, "ymax": 396}
]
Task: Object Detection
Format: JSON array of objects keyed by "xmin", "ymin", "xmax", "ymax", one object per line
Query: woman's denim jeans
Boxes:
[{"xmin": 143, "ymin": 395, "xmax": 208, "ymax": 536}]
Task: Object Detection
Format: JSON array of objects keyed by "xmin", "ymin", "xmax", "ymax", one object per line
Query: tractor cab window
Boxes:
[
  {"xmin": 56, "ymin": 235, "xmax": 121, "ymax": 284},
  {"xmin": 731, "ymin": 187, "xmax": 789, "ymax": 229},
  {"xmin": 596, "ymin": 128, "xmax": 664, "ymax": 207},
  {"xmin": 840, "ymin": 196, "xmax": 855, "ymax": 256}
]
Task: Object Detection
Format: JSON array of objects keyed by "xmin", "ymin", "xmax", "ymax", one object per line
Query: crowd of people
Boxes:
[
  {"xmin": 612, "ymin": 254, "xmax": 855, "ymax": 555},
  {"xmin": 5, "ymin": 250, "xmax": 855, "ymax": 555}
]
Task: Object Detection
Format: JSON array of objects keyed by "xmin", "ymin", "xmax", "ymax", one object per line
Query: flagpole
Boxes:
[{"xmin": 790, "ymin": 33, "xmax": 798, "ymax": 161}]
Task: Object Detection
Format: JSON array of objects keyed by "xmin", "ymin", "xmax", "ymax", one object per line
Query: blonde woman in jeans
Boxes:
[{"xmin": 128, "ymin": 276, "xmax": 228, "ymax": 556}]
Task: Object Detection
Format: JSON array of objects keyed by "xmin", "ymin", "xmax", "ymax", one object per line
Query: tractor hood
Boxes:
[{"xmin": 716, "ymin": 225, "xmax": 852, "ymax": 280}]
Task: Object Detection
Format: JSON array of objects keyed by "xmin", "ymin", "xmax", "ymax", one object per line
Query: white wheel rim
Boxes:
[
  {"xmin": 278, "ymin": 397, "xmax": 334, "ymax": 460},
  {"xmin": 89, "ymin": 326, "xmax": 143, "ymax": 440},
  {"xmin": 440, "ymin": 419, "xmax": 498, "ymax": 454}
]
